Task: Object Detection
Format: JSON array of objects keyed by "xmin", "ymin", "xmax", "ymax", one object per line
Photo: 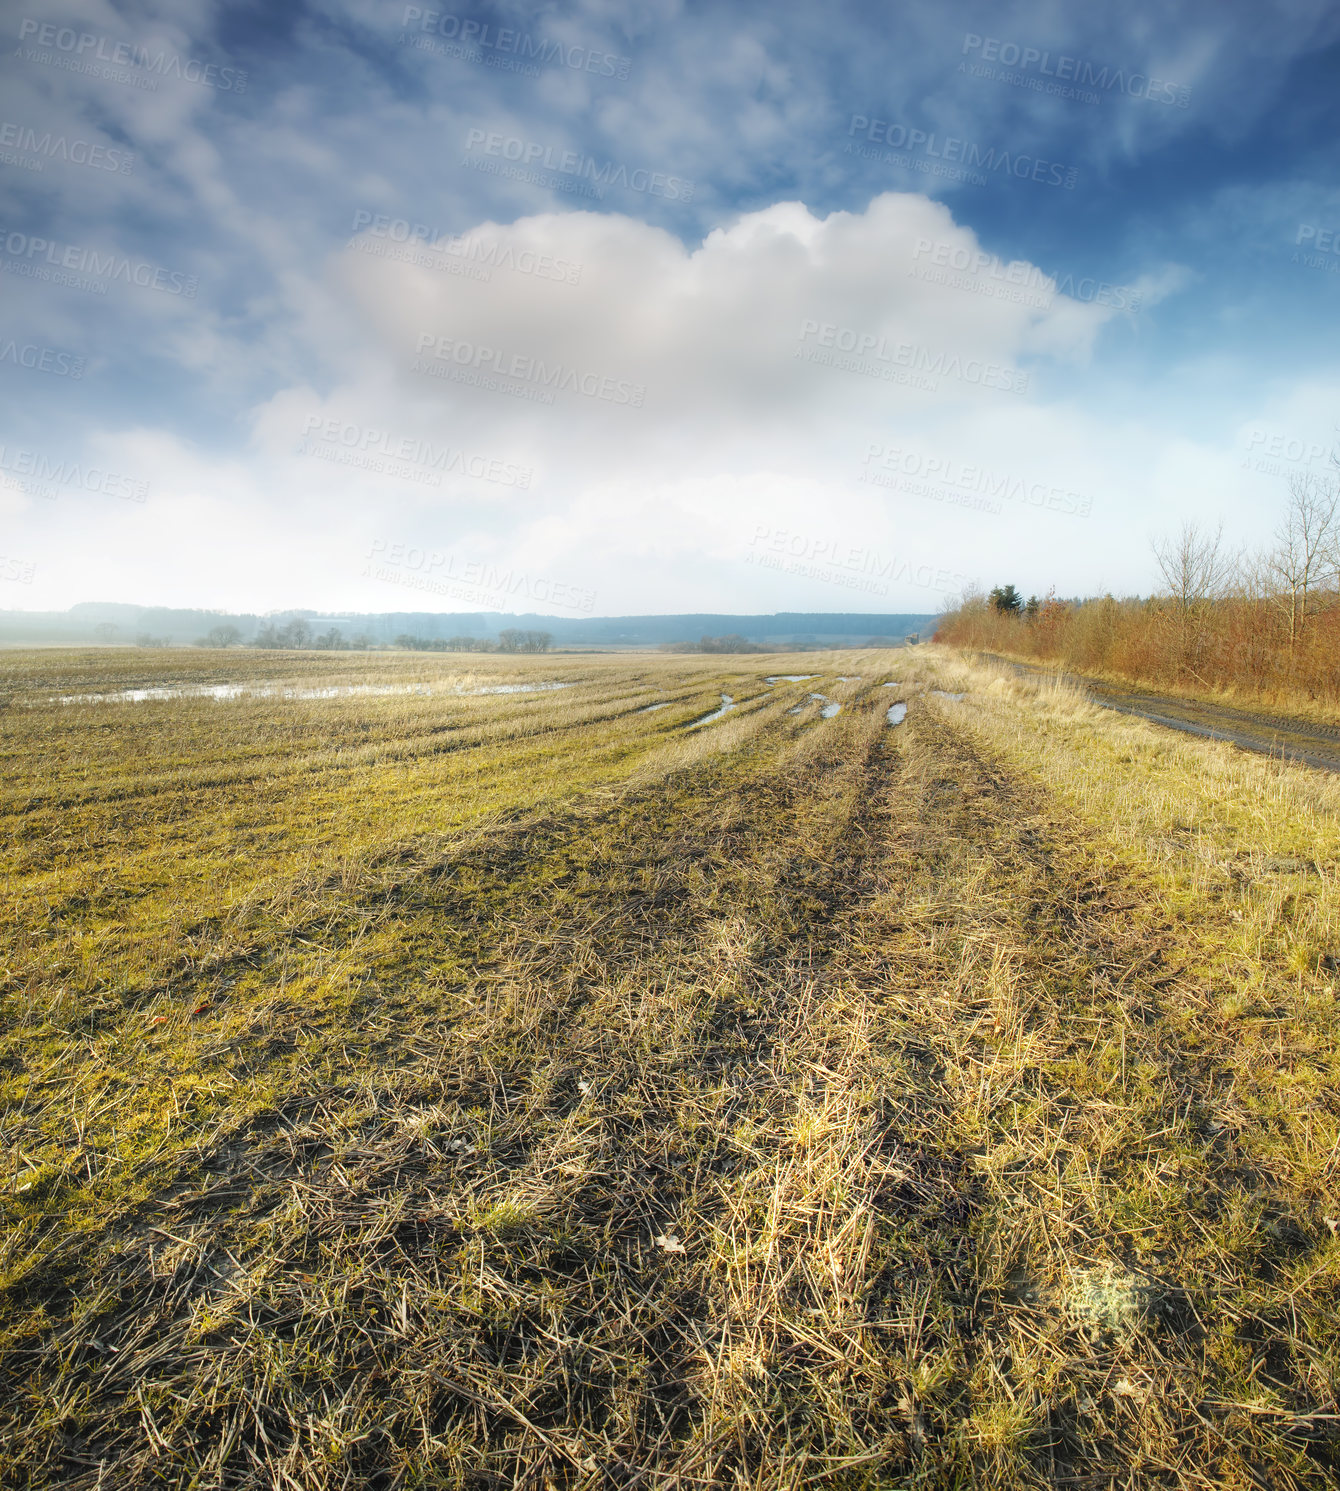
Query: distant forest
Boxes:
[{"xmin": 0, "ymin": 606, "xmax": 934, "ymax": 650}]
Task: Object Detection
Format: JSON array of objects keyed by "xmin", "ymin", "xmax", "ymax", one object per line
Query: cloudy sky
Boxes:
[{"xmin": 3, "ymin": 0, "xmax": 1339, "ymax": 619}]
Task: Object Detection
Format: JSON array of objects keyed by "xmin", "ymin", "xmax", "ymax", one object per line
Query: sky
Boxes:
[{"xmin": 2, "ymin": 0, "xmax": 1340, "ymax": 620}]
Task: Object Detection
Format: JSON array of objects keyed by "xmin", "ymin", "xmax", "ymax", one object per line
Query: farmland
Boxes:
[{"xmin": 2, "ymin": 646, "xmax": 1339, "ymax": 1488}]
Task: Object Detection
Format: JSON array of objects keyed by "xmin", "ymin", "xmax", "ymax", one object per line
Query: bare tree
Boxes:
[
  {"xmin": 497, "ymin": 629, "xmax": 552, "ymax": 653},
  {"xmin": 198, "ymin": 623, "xmax": 242, "ymax": 648},
  {"xmin": 1151, "ymin": 521, "xmax": 1238, "ymax": 682},
  {"xmin": 1152, "ymin": 521, "xmax": 1236, "ymax": 611},
  {"xmin": 1265, "ymin": 471, "xmax": 1339, "ymax": 666}
]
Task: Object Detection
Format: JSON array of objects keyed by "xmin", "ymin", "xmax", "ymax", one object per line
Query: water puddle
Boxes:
[
  {"xmin": 55, "ymin": 683, "xmax": 257, "ymax": 704},
  {"xmin": 49, "ymin": 681, "xmax": 574, "ymax": 706},
  {"xmin": 835, "ymin": 676, "xmax": 862, "ymax": 682},
  {"xmin": 930, "ymin": 690, "xmax": 966, "ymax": 702},
  {"xmin": 764, "ymin": 674, "xmax": 819, "ymax": 683},
  {"xmin": 785, "ymin": 691, "xmax": 841, "ymax": 718},
  {"xmin": 468, "ymin": 683, "xmax": 572, "ymax": 696},
  {"xmin": 688, "ymin": 694, "xmax": 735, "ymax": 727},
  {"xmin": 638, "ymin": 702, "xmax": 670, "ymax": 712},
  {"xmin": 886, "ymin": 702, "xmax": 908, "ymax": 726}
]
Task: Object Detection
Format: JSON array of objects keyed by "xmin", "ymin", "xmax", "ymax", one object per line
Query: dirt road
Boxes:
[{"xmin": 990, "ymin": 655, "xmax": 1340, "ymax": 773}]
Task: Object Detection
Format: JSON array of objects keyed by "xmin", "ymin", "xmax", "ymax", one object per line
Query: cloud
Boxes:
[
  {"xmin": 330, "ymin": 192, "xmax": 1112, "ymax": 441},
  {"xmin": 5, "ymin": 0, "xmax": 1340, "ymax": 615},
  {"xmin": 14, "ymin": 191, "xmax": 1168, "ymax": 611}
]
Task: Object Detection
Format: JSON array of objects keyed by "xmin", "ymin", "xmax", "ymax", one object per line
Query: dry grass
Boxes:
[{"xmin": 1, "ymin": 646, "xmax": 1338, "ymax": 1487}]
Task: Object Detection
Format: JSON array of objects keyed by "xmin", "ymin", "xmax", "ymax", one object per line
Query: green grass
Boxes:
[{"xmin": 2, "ymin": 646, "xmax": 1338, "ymax": 1487}]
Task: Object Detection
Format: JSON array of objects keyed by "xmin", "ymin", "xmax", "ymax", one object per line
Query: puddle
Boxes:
[
  {"xmin": 56, "ymin": 683, "xmax": 258, "ymax": 704},
  {"xmin": 784, "ymin": 692, "xmax": 841, "ymax": 718},
  {"xmin": 688, "ymin": 694, "xmax": 735, "ymax": 727},
  {"xmin": 468, "ymin": 683, "xmax": 572, "ymax": 696},
  {"xmin": 886, "ymin": 702, "xmax": 908, "ymax": 726},
  {"xmin": 930, "ymin": 690, "xmax": 966, "ymax": 702},
  {"xmin": 49, "ymin": 681, "xmax": 574, "ymax": 706},
  {"xmin": 638, "ymin": 702, "xmax": 670, "ymax": 712},
  {"xmin": 764, "ymin": 674, "xmax": 819, "ymax": 683},
  {"xmin": 52, "ymin": 682, "xmax": 434, "ymax": 705},
  {"xmin": 835, "ymin": 676, "xmax": 862, "ymax": 682}
]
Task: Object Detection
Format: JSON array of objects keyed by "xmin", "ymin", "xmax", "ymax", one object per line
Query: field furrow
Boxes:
[{"xmin": 3, "ymin": 649, "xmax": 1338, "ymax": 1488}]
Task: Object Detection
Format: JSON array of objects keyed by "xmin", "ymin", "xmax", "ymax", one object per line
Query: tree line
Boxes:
[
  {"xmin": 936, "ymin": 471, "xmax": 1340, "ymax": 702},
  {"xmin": 184, "ymin": 623, "xmax": 551, "ymax": 652},
  {"xmin": 393, "ymin": 629, "xmax": 553, "ymax": 653},
  {"xmin": 658, "ymin": 634, "xmax": 768, "ymax": 653},
  {"xmin": 657, "ymin": 634, "xmax": 910, "ymax": 653}
]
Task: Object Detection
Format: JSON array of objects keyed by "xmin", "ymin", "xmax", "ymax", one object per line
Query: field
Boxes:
[{"xmin": 2, "ymin": 645, "xmax": 1339, "ymax": 1489}]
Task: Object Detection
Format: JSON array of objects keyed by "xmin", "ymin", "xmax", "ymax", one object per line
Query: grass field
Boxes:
[{"xmin": 2, "ymin": 645, "xmax": 1339, "ymax": 1489}]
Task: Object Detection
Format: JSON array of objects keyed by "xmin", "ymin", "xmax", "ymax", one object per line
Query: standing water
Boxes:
[{"xmin": 688, "ymin": 694, "xmax": 735, "ymax": 727}]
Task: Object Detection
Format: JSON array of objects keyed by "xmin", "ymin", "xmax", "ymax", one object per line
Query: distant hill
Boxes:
[{"xmin": 0, "ymin": 604, "xmax": 938, "ymax": 648}]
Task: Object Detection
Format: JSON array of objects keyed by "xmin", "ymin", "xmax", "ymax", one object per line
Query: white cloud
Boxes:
[{"xmin": 11, "ymin": 190, "xmax": 1205, "ymax": 611}]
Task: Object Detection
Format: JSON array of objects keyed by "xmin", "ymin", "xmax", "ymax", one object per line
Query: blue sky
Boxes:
[{"xmin": 3, "ymin": 0, "xmax": 1339, "ymax": 617}]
